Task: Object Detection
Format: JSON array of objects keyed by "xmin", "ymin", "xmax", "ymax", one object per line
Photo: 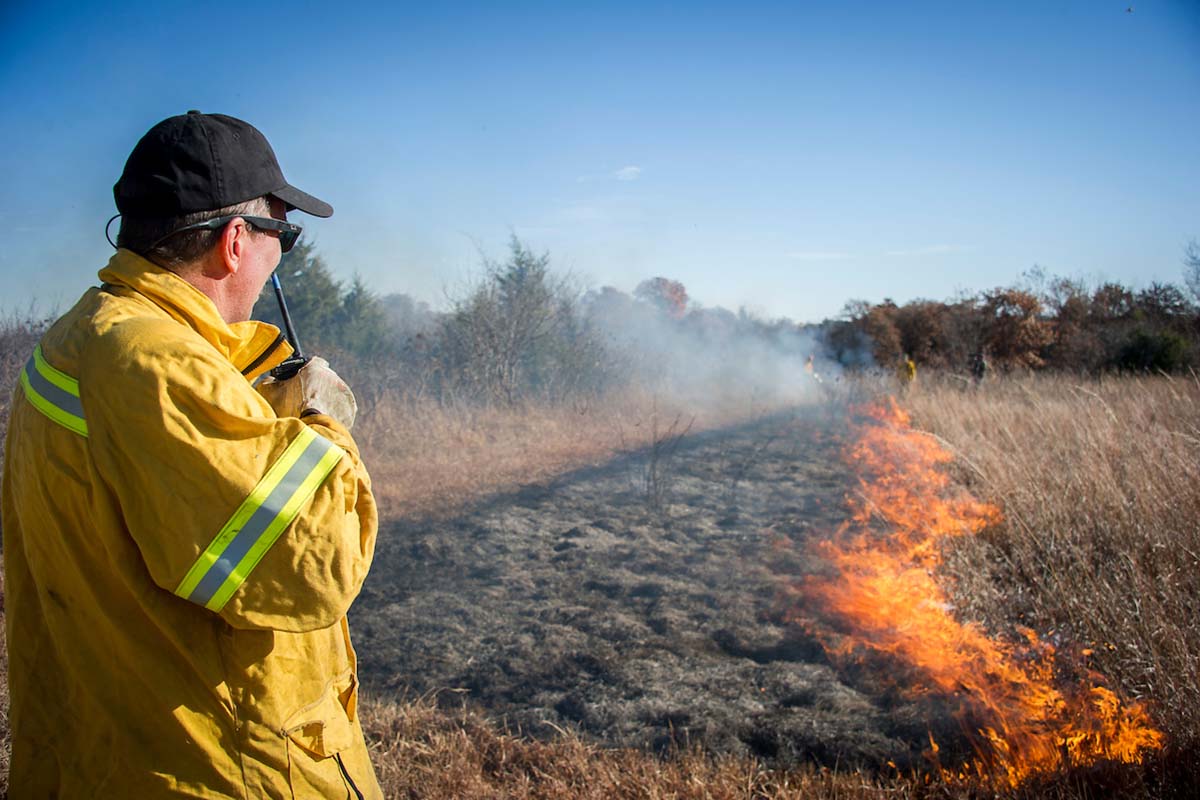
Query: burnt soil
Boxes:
[{"xmin": 353, "ymin": 407, "xmax": 954, "ymax": 770}]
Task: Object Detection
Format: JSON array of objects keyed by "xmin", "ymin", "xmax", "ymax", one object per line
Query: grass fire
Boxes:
[{"xmin": 785, "ymin": 399, "xmax": 1164, "ymax": 788}]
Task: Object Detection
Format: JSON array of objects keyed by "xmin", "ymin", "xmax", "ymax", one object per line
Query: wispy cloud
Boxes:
[
  {"xmin": 884, "ymin": 244, "xmax": 963, "ymax": 257},
  {"xmin": 575, "ymin": 165, "xmax": 643, "ymax": 183},
  {"xmin": 786, "ymin": 250, "xmax": 853, "ymax": 261}
]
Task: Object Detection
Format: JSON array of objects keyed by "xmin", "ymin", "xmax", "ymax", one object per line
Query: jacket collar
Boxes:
[{"xmin": 98, "ymin": 249, "xmax": 292, "ymax": 382}]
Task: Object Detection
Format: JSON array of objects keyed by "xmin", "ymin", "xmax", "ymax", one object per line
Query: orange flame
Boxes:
[{"xmin": 789, "ymin": 398, "xmax": 1162, "ymax": 786}]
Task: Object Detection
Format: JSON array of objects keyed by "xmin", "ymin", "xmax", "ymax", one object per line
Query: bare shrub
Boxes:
[
  {"xmin": 1185, "ymin": 239, "xmax": 1200, "ymax": 303},
  {"xmin": 618, "ymin": 403, "xmax": 695, "ymax": 514},
  {"xmin": 0, "ymin": 312, "xmax": 49, "ymax": 443},
  {"xmin": 434, "ymin": 237, "xmax": 616, "ymax": 405}
]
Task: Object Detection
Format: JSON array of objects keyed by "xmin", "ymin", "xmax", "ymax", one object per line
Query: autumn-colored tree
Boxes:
[
  {"xmin": 938, "ymin": 297, "xmax": 986, "ymax": 371},
  {"xmin": 1042, "ymin": 277, "xmax": 1101, "ymax": 370},
  {"xmin": 634, "ymin": 277, "xmax": 689, "ymax": 318},
  {"xmin": 893, "ymin": 301, "xmax": 948, "ymax": 367},
  {"xmin": 1091, "ymin": 282, "xmax": 1135, "ymax": 321},
  {"xmin": 827, "ymin": 299, "xmax": 896, "ymax": 367},
  {"xmin": 861, "ymin": 300, "xmax": 902, "ymax": 366},
  {"xmin": 980, "ymin": 288, "xmax": 1053, "ymax": 369}
]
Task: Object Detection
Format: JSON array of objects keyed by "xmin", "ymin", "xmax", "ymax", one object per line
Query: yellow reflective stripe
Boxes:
[
  {"xmin": 174, "ymin": 429, "xmax": 317, "ymax": 599},
  {"xmin": 19, "ymin": 346, "xmax": 88, "ymax": 437},
  {"xmin": 33, "ymin": 344, "xmax": 80, "ymax": 395},
  {"xmin": 206, "ymin": 443, "xmax": 345, "ymax": 612},
  {"xmin": 174, "ymin": 427, "xmax": 344, "ymax": 611}
]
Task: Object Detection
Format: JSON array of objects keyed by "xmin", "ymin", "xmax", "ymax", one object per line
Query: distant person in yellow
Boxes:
[
  {"xmin": 897, "ymin": 354, "xmax": 917, "ymax": 388},
  {"xmin": 2, "ymin": 112, "xmax": 382, "ymax": 798}
]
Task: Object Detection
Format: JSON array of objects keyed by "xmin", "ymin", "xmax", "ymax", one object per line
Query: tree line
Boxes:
[
  {"xmin": 823, "ymin": 264, "xmax": 1200, "ymax": 375},
  {"xmin": 253, "ymin": 237, "xmax": 1200, "ymax": 408},
  {"xmin": 252, "ymin": 237, "xmax": 821, "ymax": 406}
]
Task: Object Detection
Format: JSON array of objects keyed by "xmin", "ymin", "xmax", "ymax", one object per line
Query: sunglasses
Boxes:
[{"xmin": 149, "ymin": 215, "xmax": 303, "ymax": 253}]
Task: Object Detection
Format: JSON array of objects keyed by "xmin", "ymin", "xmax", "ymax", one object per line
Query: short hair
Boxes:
[{"xmin": 117, "ymin": 195, "xmax": 272, "ymax": 270}]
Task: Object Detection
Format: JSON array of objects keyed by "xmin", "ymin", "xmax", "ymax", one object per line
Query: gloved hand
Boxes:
[{"xmin": 257, "ymin": 356, "xmax": 358, "ymax": 431}]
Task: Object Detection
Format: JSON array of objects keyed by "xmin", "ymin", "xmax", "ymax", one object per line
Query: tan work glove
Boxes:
[{"xmin": 257, "ymin": 357, "xmax": 358, "ymax": 431}]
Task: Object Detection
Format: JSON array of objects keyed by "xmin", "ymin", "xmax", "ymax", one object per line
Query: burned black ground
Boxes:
[{"xmin": 352, "ymin": 407, "xmax": 947, "ymax": 770}]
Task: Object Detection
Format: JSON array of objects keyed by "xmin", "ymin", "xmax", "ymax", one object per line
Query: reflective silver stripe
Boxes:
[
  {"xmin": 19, "ymin": 347, "xmax": 87, "ymax": 436},
  {"xmin": 177, "ymin": 428, "xmax": 342, "ymax": 611}
]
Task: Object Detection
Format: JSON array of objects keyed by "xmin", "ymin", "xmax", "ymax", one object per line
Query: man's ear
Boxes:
[{"xmin": 215, "ymin": 217, "xmax": 248, "ymax": 277}]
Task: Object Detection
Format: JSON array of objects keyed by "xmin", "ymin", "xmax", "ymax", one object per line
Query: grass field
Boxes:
[{"xmin": 1, "ymin": 360, "xmax": 1196, "ymax": 797}]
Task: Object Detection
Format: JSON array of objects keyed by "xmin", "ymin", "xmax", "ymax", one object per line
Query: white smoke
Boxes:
[{"xmin": 585, "ymin": 289, "xmax": 840, "ymax": 411}]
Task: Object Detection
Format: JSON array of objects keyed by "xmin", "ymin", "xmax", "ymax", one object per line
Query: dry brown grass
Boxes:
[
  {"xmin": 356, "ymin": 693, "xmax": 1168, "ymax": 799},
  {"xmin": 904, "ymin": 372, "xmax": 1200, "ymax": 778},
  {"xmin": 358, "ymin": 693, "xmax": 908, "ymax": 800},
  {"xmin": 0, "ymin": 318, "xmax": 42, "ymax": 443}
]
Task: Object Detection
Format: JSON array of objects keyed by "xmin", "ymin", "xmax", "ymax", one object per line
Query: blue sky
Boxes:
[{"xmin": 1, "ymin": 1, "xmax": 1197, "ymax": 322}]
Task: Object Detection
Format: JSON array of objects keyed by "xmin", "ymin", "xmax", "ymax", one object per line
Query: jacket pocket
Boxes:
[{"xmin": 283, "ymin": 669, "xmax": 358, "ymax": 759}]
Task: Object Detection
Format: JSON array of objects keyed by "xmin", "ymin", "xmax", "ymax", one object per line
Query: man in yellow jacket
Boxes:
[{"xmin": 2, "ymin": 112, "xmax": 382, "ymax": 798}]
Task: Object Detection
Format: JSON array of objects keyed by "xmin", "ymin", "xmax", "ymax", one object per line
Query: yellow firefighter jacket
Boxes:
[{"xmin": 2, "ymin": 249, "xmax": 382, "ymax": 798}]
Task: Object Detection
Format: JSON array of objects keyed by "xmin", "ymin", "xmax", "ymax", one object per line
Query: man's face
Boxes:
[{"xmin": 228, "ymin": 197, "xmax": 287, "ymax": 322}]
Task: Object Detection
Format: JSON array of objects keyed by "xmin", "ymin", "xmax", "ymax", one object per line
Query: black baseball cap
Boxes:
[{"xmin": 114, "ymin": 111, "xmax": 333, "ymax": 219}]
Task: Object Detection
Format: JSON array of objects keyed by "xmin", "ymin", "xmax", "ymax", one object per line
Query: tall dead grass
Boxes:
[
  {"xmin": 904, "ymin": 373, "xmax": 1200, "ymax": 777},
  {"xmin": 0, "ymin": 316, "xmax": 44, "ymax": 443},
  {"xmin": 358, "ymin": 693, "xmax": 909, "ymax": 800},
  {"xmin": 356, "ymin": 694, "xmax": 1169, "ymax": 798}
]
